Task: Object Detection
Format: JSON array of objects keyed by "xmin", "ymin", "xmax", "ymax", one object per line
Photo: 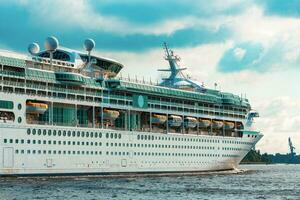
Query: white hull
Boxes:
[{"xmin": 0, "ymin": 124, "xmax": 261, "ymax": 176}]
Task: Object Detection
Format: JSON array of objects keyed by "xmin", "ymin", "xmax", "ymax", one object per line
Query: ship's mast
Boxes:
[
  {"xmin": 158, "ymin": 43, "xmax": 206, "ymax": 92},
  {"xmin": 159, "ymin": 42, "xmax": 187, "ymax": 83}
]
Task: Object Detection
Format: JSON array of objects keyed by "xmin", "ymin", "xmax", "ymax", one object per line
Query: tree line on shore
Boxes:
[{"xmin": 241, "ymin": 150, "xmax": 300, "ymax": 164}]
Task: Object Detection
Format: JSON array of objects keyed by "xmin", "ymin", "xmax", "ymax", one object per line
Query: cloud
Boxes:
[
  {"xmin": 218, "ymin": 40, "xmax": 300, "ymax": 73},
  {"xmin": 255, "ymin": 97, "xmax": 300, "ymax": 153},
  {"xmin": 2, "ymin": 0, "xmax": 244, "ymax": 36},
  {"xmin": 218, "ymin": 42, "xmax": 264, "ymax": 72},
  {"xmin": 92, "ymin": 0, "xmax": 249, "ymax": 25},
  {"xmin": 215, "ymin": 5, "xmax": 300, "ymax": 73},
  {"xmin": 233, "ymin": 48, "xmax": 246, "ymax": 60},
  {"xmin": 0, "ymin": 0, "xmax": 234, "ymax": 52}
]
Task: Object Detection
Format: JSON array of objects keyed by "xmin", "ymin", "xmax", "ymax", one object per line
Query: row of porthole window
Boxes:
[
  {"xmin": 222, "ymin": 140, "xmax": 251, "ymax": 145},
  {"xmin": 27, "ymin": 128, "xmax": 103, "ymax": 138},
  {"xmin": 132, "ymin": 152, "xmax": 220, "ymax": 157},
  {"xmin": 4, "ymin": 138, "xmax": 218, "ymax": 151},
  {"xmin": 222, "ymin": 147, "xmax": 242, "ymax": 151},
  {"xmin": 137, "ymin": 134, "xmax": 221, "ymax": 143},
  {"xmin": 137, "ymin": 134, "xmax": 252, "ymax": 145},
  {"xmin": 142, "ymin": 161, "xmax": 211, "ymax": 164},
  {"xmin": 105, "ymin": 142, "xmax": 215, "ymax": 150},
  {"xmin": 15, "ymin": 149, "xmax": 103, "ymax": 155},
  {"xmin": 27, "ymin": 128, "xmax": 122, "ymax": 139},
  {"xmin": 4, "ymin": 138, "xmax": 215, "ymax": 151},
  {"xmin": 14, "ymin": 148, "xmax": 235, "ymax": 159},
  {"xmin": 4, "ymin": 139, "xmax": 102, "ymax": 147},
  {"xmin": 14, "ymin": 148, "xmax": 238, "ymax": 158},
  {"xmin": 248, "ymin": 134, "xmax": 258, "ymax": 138},
  {"xmin": 222, "ymin": 154, "xmax": 239, "ymax": 158}
]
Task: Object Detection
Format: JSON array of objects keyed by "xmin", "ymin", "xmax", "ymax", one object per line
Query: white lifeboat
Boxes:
[
  {"xmin": 224, "ymin": 121, "xmax": 235, "ymax": 130},
  {"xmin": 151, "ymin": 114, "xmax": 167, "ymax": 125},
  {"xmin": 199, "ymin": 119, "xmax": 211, "ymax": 128},
  {"xmin": 102, "ymin": 109, "xmax": 119, "ymax": 120},
  {"xmin": 26, "ymin": 102, "xmax": 48, "ymax": 114},
  {"xmin": 168, "ymin": 115, "xmax": 182, "ymax": 127},
  {"xmin": 212, "ymin": 120, "xmax": 223, "ymax": 129},
  {"xmin": 184, "ymin": 117, "xmax": 197, "ymax": 128}
]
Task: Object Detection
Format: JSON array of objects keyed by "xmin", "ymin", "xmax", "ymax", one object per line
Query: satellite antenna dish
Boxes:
[
  {"xmin": 44, "ymin": 36, "xmax": 59, "ymax": 67},
  {"xmin": 28, "ymin": 43, "xmax": 40, "ymax": 55},
  {"xmin": 84, "ymin": 38, "xmax": 95, "ymax": 63}
]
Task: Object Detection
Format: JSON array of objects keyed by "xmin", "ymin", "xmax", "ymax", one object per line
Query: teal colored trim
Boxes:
[
  {"xmin": 0, "ymin": 56, "xmax": 26, "ymax": 68},
  {"xmin": 118, "ymin": 80, "xmax": 223, "ymax": 104},
  {"xmin": 133, "ymin": 95, "xmax": 148, "ymax": 109},
  {"xmin": 55, "ymin": 72, "xmax": 85, "ymax": 84},
  {"xmin": 0, "ymin": 100, "xmax": 14, "ymax": 109},
  {"xmin": 243, "ymin": 131, "xmax": 260, "ymax": 135}
]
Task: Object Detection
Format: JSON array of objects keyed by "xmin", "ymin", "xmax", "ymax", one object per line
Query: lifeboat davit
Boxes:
[
  {"xmin": 168, "ymin": 115, "xmax": 182, "ymax": 127},
  {"xmin": 224, "ymin": 121, "xmax": 235, "ymax": 129},
  {"xmin": 26, "ymin": 102, "xmax": 48, "ymax": 114},
  {"xmin": 212, "ymin": 120, "xmax": 223, "ymax": 129},
  {"xmin": 151, "ymin": 114, "xmax": 167, "ymax": 125},
  {"xmin": 184, "ymin": 117, "xmax": 198, "ymax": 128},
  {"xmin": 199, "ymin": 119, "xmax": 211, "ymax": 128},
  {"xmin": 102, "ymin": 109, "xmax": 119, "ymax": 120}
]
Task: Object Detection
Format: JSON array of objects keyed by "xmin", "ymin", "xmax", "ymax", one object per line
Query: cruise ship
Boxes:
[{"xmin": 0, "ymin": 37, "xmax": 262, "ymax": 176}]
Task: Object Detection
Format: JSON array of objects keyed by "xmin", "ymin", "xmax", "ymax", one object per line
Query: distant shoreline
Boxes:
[
  {"xmin": 240, "ymin": 162, "xmax": 300, "ymax": 165},
  {"xmin": 240, "ymin": 162, "xmax": 268, "ymax": 165}
]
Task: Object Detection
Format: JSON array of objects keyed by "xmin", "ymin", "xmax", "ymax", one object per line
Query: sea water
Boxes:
[{"xmin": 0, "ymin": 165, "xmax": 299, "ymax": 200}]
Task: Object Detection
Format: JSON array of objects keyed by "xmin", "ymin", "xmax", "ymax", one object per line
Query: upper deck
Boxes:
[
  {"xmin": 0, "ymin": 38, "xmax": 258, "ymax": 138},
  {"xmin": 0, "ymin": 41, "xmax": 250, "ymax": 111}
]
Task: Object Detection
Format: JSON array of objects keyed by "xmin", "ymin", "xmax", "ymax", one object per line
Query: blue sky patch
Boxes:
[
  {"xmin": 257, "ymin": 0, "xmax": 300, "ymax": 17},
  {"xmin": 218, "ymin": 42, "xmax": 264, "ymax": 73}
]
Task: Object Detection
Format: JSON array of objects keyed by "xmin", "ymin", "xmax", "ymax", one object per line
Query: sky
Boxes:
[{"xmin": 0, "ymin": 0, "xmax": 300, "ymax": 153}]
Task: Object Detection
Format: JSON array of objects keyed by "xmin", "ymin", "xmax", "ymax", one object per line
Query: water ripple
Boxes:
[{"xmin": 1, "ymin": 165, "xmax": 300, "ymax": 200}]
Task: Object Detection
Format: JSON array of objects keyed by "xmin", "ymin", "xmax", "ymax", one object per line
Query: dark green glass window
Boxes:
[{"xmin": 0, "ymin": 100, "xmax": 13, "ymax": 109}]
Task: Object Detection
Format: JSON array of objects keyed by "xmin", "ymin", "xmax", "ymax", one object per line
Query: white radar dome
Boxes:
[
  {"xmin": 28, "ymin": 43, "xmax": 40, "ymax": 55},
  {"xmin": 84, "ymin": 39, "xmax": 95, "ymax": 52},
  {"xmin": 44, "ymin": 36, "xmax": 59, "ymax": 51}
]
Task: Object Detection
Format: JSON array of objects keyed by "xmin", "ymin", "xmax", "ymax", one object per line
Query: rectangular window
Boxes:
[{"xmin": 0, "ymin": 100, "xmax": 14, "ymax": 109}]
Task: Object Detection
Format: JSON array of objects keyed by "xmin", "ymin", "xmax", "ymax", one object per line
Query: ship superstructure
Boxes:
[{"xmin": 0, "ymin": 37, "xmax": 262, "ymax": 176}]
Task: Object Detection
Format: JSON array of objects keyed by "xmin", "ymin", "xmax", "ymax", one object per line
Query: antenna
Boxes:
[
  {"xmin": 163, "ymin": 42, "xmax": 170, "ymax": 57},
  {"xmin": 28, "ymin": 43, "xmax": 40, "ymax": 55},
  {"xmin": 44, "ymin": 36, "xmax": 59, "ymax": 67},
  {"xmin": 288, "ymin": 137, "xmax": 296, "ymax": 156},
  {"xmin": 84, "ymin": 38, "xmax": 95, "ymax": 63}
]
